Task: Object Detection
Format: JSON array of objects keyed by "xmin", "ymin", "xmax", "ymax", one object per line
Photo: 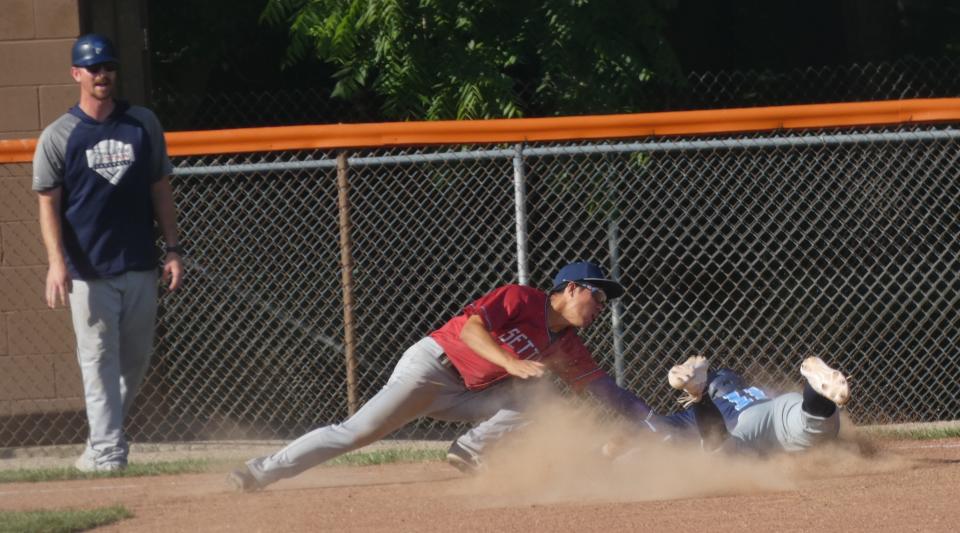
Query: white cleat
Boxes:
[
  {"xmin": 74, "ymin": 455, "xmax": 124, "ymax": 473},
  {"xmin": 668, "ymin": 355, "xmax": 709, "ymax": 407},
  {"xmin": 800, "ymin": 356, "xmax": 850, "ymax": 407}
]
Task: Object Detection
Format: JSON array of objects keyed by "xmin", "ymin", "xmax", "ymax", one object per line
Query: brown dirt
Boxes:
[{"xmin": 2, "ymin": 408, "xmax": 959, "ymax": 532}]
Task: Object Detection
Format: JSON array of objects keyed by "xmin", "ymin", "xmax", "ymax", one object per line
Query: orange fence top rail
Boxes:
[{"xmin": 2, "ymin": 98, "xmax": 960, "ymax": 163}]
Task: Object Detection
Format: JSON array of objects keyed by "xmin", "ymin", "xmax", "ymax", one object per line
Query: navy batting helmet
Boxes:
[
  {"xmin": 551, "ymin": 261, "xmax": 625, "ymax": 300},
  {"xmin": 71, "ymin": 34, "xmax": 118, "ymax": 67}
]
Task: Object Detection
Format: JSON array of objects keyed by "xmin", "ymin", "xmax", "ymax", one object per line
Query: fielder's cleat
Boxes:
[
  {"xmin": 668, "ymin": 355, "xmax": 709, "ymax": 407},
  {"xmin": 800, "ymin": 356, "xmax": 850, "ymax": 407},
  {"xmin": 227, "ymin": 466, "xmax": 263, "ymax": 492},
  {"xmin": 74, "ymin": 455, "xmax": 124, "ymax": 473},
  {"xmin": 445, "ymin": 441, "xmax": 484, "ymax": 475}
]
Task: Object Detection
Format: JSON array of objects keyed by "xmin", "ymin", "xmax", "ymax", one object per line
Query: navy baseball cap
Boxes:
[
  {"xmin": 551, "ymin": 261, "xmax": 625, "ymax": 300},
  {"xmin": 71, "ymin": 34, "xmax": 119, "ymax": 67}
]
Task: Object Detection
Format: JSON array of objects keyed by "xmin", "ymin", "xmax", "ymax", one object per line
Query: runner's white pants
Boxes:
[{"xmin": 731, "ymin": 392, "xmax": 840, "ymax": 453}]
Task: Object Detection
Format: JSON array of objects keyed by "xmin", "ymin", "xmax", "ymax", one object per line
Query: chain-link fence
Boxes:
[
  {"xmin": 2, "ymin": 122, "xmax": 958, "ymax": 447},
  {"xmin": 154, "ymin": 56, "xmax": 960, "ymax": 130},
  {"xmin": 137, "ymin": 123, "xmax": 960, "ymax": 442}
]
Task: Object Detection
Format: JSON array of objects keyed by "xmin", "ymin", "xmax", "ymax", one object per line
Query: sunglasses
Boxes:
[
  {"xmin": 574, "ymin": 282, "xmax": 608, "ymax": 306},
  {"xmin": 84, "ymin": 63, "xmax": 118, "ymax": 74}
]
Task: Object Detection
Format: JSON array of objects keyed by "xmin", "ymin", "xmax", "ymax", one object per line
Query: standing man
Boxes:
[
  {"xmin": 32, "ymin": 34, "xmax": 184, "ymax": 472},
  {"xmin": 229, "ymin": 260, "xmax": 662, "ymax": 491}
]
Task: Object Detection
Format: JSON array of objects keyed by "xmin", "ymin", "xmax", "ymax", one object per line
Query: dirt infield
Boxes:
[{"xmin": 1, "ymin": 433, "xmax": 958, "ymax": 532}]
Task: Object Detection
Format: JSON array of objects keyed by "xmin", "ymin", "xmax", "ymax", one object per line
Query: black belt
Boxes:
[
  {"xmin": 437, "ymin": 353, "xmax": 453, "ymax": 368},
  {"xmin": 437, "ymin": 353, "xmax": 465, "ymax": 383}
]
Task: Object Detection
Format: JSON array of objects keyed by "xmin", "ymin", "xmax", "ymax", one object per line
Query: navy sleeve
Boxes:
[
  {"xmin": 584, "ymin": 375, "xmax": 654, "ymax": 426},
  {"xmin": 586, "ymin": 374, "xmax": 705, "ymax": 440}
]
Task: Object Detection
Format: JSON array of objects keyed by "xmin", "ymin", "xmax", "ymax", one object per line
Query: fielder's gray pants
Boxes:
[
  {"xmin": 69, "ymin": 270, "xmax": 158, "ymax": 467},
  {"xmin": 247, "ymin": 337, "xmax": 537, "ymax": 485},
  {"xmin": 731, "ymin": 392, "xmax": 840, "ymax": 453}
]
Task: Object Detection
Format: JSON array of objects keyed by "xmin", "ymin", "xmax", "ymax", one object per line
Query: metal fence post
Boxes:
[
  {"xmin": 605, "ymin": 164, "xmax": 626, "ymax": 386},
  {"xmin": 513, "ymin": 143, "xmax": 530, "ymax": 285},
  {"xmin": 337, "ymin": 152, "xmax": 358, "ymax": 415},
  {"xmin": 608, "ymin": 220, "xmax": 626, "ymax": 386}
]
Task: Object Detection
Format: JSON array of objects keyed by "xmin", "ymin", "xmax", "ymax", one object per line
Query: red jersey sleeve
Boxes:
[{"xmin": 462, "ymin": 284, "xmax": 529, "ymax": 331}]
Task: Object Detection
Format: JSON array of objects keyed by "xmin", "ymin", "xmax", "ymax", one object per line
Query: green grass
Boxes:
[
  {"xmin": 0, "ymin": 459, "xmax": 217, "ymax": 484},
  {"xmin": 858, "ymin": 425, "xmax": 960, "ymax": 441},
  {"xmin": 328, "ymin": 448, "xmax": 445, "ymax": 466},
  {"xmin": 0, "ymin": 448, "xmax": 445, "ymax": 484},
  {"xmin": 0, "ymin": 505, "xmax": 131, "ymax": 533}
]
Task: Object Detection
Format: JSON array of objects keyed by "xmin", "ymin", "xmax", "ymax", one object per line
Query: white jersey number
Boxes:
[{"xmin": 721, "ymin": 387, "xmax": 768, "ymax": 411}]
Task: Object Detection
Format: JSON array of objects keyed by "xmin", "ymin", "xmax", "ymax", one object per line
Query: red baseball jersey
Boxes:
[{"xmin": 429, "ymin": 284, "xmax": 608, "ymax": 391}]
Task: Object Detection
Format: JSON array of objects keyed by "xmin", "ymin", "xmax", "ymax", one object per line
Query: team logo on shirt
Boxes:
[
  {"xmin": 499, "ymin": 328, "xmax": 539, "ymax": 359},
  {"xmin": 86, "ymin": 139, "xmax": 135, "ymax": 185}
]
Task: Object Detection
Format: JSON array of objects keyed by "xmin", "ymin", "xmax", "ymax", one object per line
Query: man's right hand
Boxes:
[
  {"xmin": 503, "ymin": 358, "xmax": 546, "ymax": 379},
  {"xmin": 459, "ymin": 314, "xmax": 546, "ymax": 379},
  {"xmin": 45, "ymin": 262, "xmax": 71, "ymax": 308}
]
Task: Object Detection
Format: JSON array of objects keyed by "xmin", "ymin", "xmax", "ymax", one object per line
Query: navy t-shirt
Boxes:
[{"xmin": 32, "ymin": 101, "xmax": 174, "ymax": 280}]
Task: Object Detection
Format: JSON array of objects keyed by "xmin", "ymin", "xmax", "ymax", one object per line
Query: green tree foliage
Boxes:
[
  {"xmin": 261, "ymin": 0, "xmax": 682, "ymax": 119},
  {"xmin": 151, "ymin": 0, "xmax": 332, "ymax": 93}
]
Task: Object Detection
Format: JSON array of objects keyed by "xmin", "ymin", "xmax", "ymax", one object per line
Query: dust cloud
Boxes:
[{"xmin": 451, "ymin": 395, "xmax": 914, "ymax": 508}]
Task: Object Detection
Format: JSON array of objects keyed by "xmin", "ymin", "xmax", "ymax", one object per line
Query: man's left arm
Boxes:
[
  {"xmin": 151, "ymin": 176, "xmax": 183, "ymax": 291},
  {"xmin": 586, "ymin": 374, "xmax": 717, "ymax": 457},
  {"xmin": 584, "ymin": 375, "xmax": 656, "ymax": 427}
]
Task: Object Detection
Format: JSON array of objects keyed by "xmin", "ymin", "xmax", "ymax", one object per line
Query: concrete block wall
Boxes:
[
  {"xmin": 0, "ymin": 0, "xmax": 85, "ymax": 419},
  {"xmin": 0, "ymin": 0, "xmax": 79, "ymax": 140}
]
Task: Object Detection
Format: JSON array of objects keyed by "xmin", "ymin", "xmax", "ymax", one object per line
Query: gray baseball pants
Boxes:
[
  {"xmin": 246, "ymin": 337, "xmax": 536, "ymax": 486},
  {"xmin": 69, "ymin": 270, "xmax": 158, "ymax": 467},
  {"xmin": 731, "ymin": 392, "xmax": 840, "ymax": 453}
]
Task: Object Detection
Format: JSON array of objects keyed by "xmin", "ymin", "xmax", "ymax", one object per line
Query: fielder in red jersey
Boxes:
[
  {"xmin": 229, "ymin": 261, "xmax": 663, "ymax": 491},
  {"xmin": 431, "ymin": 284, "xmax": 606, "ymax": 392}
]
